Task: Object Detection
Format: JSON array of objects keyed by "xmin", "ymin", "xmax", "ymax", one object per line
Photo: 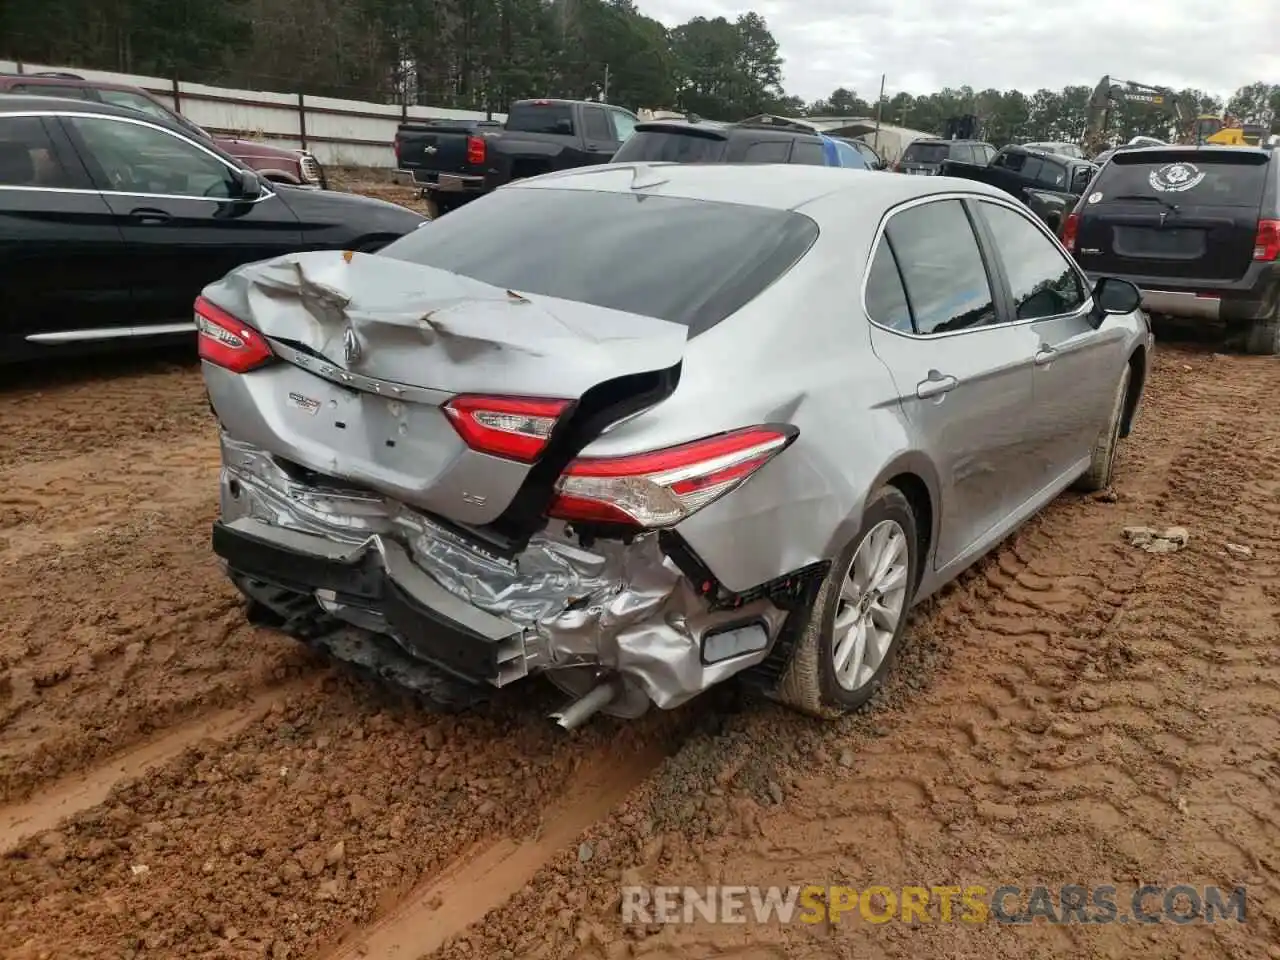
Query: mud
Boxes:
[{"xmin": 1, "ymin": 217, "xmax": 1277, "ymax": 960}]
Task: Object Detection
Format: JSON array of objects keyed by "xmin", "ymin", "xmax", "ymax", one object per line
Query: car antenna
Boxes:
[{"xmin": 629, "ymin": 162, "xmax": 669, "ymax": 190}]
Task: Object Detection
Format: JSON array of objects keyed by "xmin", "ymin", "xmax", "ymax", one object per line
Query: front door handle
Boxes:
[
  {"xmin": 127, "ymin": 207, "xmax": 171, "ymax": 224},
  {"xmin": 916, "ymin": 371, "xmax": 958, "ymax": 399},
  {"xmin": 1034, "ymin": 346, "xmax": 1057, "ymax": 366}
]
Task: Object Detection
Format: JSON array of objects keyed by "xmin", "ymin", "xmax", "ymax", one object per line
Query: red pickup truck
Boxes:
[{"xmin": 0, "ymin": 71, "xmax": 327, "ymax": 188}]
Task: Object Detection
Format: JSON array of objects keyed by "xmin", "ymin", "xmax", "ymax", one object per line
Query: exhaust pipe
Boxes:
[{"xmin": 550, "ymin": 680, "xmax": 618, "ymax": 731}]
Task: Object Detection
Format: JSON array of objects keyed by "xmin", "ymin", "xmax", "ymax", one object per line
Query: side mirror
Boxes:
[
  {"xmin": 234, "ymin": 168, "xmax": 262, "ymax": 199},
  {"xmin": 1091, "ymin": 276, "xmax": 1142, "ymax": 325}
]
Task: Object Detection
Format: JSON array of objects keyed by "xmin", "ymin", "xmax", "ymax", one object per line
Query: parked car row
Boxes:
[
  {"xmin": 0, "ymin": 70, "xmax": 326, "ymax": 188},
  {"xmin": 0, "ymin": 96, "xmax": 427, "ymax": 364},
  {"xmin": 392, "ymin": 99, "xmax": 891, "ymax": 214}
]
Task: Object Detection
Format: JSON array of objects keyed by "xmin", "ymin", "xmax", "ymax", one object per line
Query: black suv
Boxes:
[
  {"xmin": 1063, "ymin": 145, "xmax": 1280, "ymax": 354},
  {"xmin": 895, "ymin": 137, "xmax": 997, "ymax": 174},
  {"xmin": 610, "ymin": 116, "xmax": 865, "ymax": 167}
]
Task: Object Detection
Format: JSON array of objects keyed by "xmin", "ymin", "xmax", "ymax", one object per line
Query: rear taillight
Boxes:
[
  {"xmin": 443, "ymin": 394, "xmax": 572, "ymax": 463},
  {"xmin": 1061, "ymin": 212, "xmax": 1080, "ymax": 253},
  {"xmin": 892, "ymin": 161, "xmax": 902, "ymax": 172},
  {"xmin": 547, "ymin": 426, "xmax": 796, "ymax": 529},
  {"xmin": 466, "ymin": 135, "xmax": 486, "ymax": 165},
  {"xmin": 1255, "ymin": 219, "xmax": 1280, "ymax": 261},
  {"xmin": 393, "ymin": 137, "xmax": 401, "ymax": 163},
  {"xmin": 194, "ymin": 296, "xmax": 273, "ymax": 373}
]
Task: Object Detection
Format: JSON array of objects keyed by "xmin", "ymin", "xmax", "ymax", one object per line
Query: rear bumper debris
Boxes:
[{"xmin": 212, "ymin": 434, "xmax": 788, "ymax": 717}]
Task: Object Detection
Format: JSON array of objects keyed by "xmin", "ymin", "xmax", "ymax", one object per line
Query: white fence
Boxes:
[{"xmin": 0, "ymin": 60, "xmax": 506, "ymax": 167}]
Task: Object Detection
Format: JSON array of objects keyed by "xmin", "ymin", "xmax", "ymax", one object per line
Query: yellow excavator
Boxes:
[{"xmin": 1083, "ymin": 76, "xmax": 1266, "ymax": 154}]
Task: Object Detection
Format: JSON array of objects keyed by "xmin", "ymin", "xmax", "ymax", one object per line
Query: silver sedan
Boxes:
[{"xmin": 197, "ymin": 162, "xmax": 1153, "ymax": 728}]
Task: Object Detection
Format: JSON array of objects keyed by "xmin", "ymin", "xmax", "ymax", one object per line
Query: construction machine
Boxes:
[{"xmin": 1083, "ymin": 76, "xmax": 1264, "ymax": 152}]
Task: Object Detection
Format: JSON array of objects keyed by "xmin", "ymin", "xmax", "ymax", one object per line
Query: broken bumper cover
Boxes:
[
  {"xmin": 212, "ymin": 517, "xmax": 527, "ymax": 685},
  {"xmin": 213, "ymin": 435, "xmax": 789, "ymax": 712}
]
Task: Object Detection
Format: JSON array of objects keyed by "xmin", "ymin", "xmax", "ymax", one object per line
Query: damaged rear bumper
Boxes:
[{"xmin": 213, "ymin": 435, "xmax": 789, "ymax": 715}]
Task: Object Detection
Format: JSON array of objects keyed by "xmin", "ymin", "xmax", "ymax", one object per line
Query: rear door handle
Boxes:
[
  {"xmin": 127, "ymin": 208, "xmax": 171, "ymax": 224},
  {"xmin": 1034, "ymin": 346, "xmax": 1057, "ymax": 366},
  {"xmin": 916, "ymin": 371, "xmax": 958, "ymax": 399}
]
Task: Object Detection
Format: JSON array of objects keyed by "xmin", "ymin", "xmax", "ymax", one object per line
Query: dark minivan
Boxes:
[
  {"xmin": 895, "ymin": 138, "xmax": 997, "ymax": 175},
  {"xmin": 1062, "ymin": 145, "xmax": 1280, "ymax": 354}
]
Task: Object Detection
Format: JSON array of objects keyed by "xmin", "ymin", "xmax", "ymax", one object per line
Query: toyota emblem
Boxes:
[{"xmin": 343, "ymin": 327, "xmax": 361, "ymax": 365}]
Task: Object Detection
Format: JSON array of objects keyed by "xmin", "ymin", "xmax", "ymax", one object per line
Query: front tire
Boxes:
[
  {"xmin": 776, "ymin": 486, "xmax": 918, "ymax": 719},
  {"xmin": 1073, "ymin": 363, "xmax": 1131, "ymax": 492}
]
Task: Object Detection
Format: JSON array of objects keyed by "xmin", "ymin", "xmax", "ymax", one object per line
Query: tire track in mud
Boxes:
[
  {"xmin": 0, "ymin": 677, "xmax": 318, "ymax": 854},
  {"xmin": 421, "ymin": 347, "xmax": 1280, "ymax": 960}
]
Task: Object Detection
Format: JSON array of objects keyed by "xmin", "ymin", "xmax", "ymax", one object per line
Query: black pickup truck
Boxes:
[
  {"xmin": 940, "ymin": 144, "xmax": 1099, "ymax": 232},
  {"xmin": 393, "ymin": 98, "xmax": 640, "ymax": 214}
]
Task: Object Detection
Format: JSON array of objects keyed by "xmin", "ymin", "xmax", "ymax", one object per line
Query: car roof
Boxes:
[
  {"xmin": 0, "ymin": 93, "xmax": 155, "ymax": 119},
  {"xmin": 1109, "ymin": 144, "xmax": 1273, "ymax": 161},
  {"xmin": 510, "ymin": 161, "xmax": 1011, "ymax": 211},
  {"xmin": 0, "ymin": 71, "xmax": 137, "ymax": 92}
]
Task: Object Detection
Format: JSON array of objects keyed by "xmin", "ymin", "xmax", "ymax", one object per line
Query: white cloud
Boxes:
[{"xmin": 636, "ymin": 0, "xmax": 1280, "ymax": 104}]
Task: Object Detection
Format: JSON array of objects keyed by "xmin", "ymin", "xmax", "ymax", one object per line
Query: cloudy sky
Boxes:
[{"xmin": 635, "ymin": 0, "xmax": 1280, "ymax": 104}]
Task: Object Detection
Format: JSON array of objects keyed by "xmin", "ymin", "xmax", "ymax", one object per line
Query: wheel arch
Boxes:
[{"xmin": 1120, "ymin": 344, "xmax": 1146, "ymax": 437}]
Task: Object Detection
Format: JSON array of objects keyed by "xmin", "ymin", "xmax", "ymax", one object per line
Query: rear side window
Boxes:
[
  {"xmin": 1093, "ymin": 153, "xmax": 1269, "ymax": 207},
  {"xmin": 582, "ymin": 106, "xmax": 612, "ymax": 142},
  {"xmin": 506, "ymin": 102, "xmax": 574, "ymax": 135},
  {"xmin": 97, "ymin": 89, "xmax": 178, "ymax": 125},
  {"xmin": 789, "ymin": 140, "xmax": 825, "ymax": 165},
  {"xmin": 730, "ymin": 138, "xmax": 791, "ymax": 163},
  {"xmin": 951, "ymin": 143, "xmax": 976, "ymax": 163},
  {"xmin": 612, "ymin": 130, "xmax": 727, "ymax": 163},
  {"xmin": 903, "ymin": 142, "xmax": 949, "ymax": 164},
  {"xmin": 864, "ymin": 241, "xmax": 913, "ymax": 332},
  {"xmin": 378, "ymin": 188, "xmax": 819, "ymax": 336},
  {"xmin": 0, "ymin": 116, "xmax": 75, "ymax": 187}
]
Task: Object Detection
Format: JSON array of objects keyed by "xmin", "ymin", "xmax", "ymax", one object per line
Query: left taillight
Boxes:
[
  {"xmin": 194, "ymin": 296, "xmax": 273, "ymax": 373},
  {"xmin": 1061, "ymin": 212, "xmax": 1080, "ymax": 253},
  {"xmin": 466, "ymin": 135, "xmax": 486, "ymax": 166},
  {"xmin": 547, "ymin": 425, "xmax": 796, "ymax": 529}
]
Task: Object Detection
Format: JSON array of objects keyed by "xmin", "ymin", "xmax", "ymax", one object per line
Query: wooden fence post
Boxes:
[
  {"xmin": 171, "ymin": 76, "xmax": 182, "ymax": 113},
  {"xmin": 298, "ymin": 92, "xmax": 307, "ymax": 149}
]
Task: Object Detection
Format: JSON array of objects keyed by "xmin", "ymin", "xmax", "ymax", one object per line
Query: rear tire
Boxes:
[
  {"xmin": 1244, "ymin": 316, "xmax": 1280, "ymax": 356},
  {"xmin": 1073, "ymin": 364, "xmax": 1131, "ymax": 492},
  {"xmin": 775, "ymin": 486, "xmax": 918, "ymax": 719}
]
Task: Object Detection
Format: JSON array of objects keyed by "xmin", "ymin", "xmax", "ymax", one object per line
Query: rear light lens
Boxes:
[
  {"xmin": 1061, "ymin": 212, "xmax": 1080, "ymax": 253},
  {"xmin": 194, "ymin": 296, "xmax": 273, "ymax": 373},
  {"xmin": 548, "ymin": 426, "xmax": 796, "ymax": 529},
  {"xmin": 443, "ymin": 394, "xmax": 571, "ymax": 462},
  {"xmin": 1255, "ymin": 219, "xmax": 1279, "ymax": 261},
  {"xmin": 393, "ymin": 137, "xmax": 401, "ymax": 163},
  {"xmin": 466, "ymin": 135, "xmax": 486, "ymax": 165}
]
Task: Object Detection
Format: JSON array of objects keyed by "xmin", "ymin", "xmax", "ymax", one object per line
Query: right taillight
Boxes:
[
  {"xmin": 1061, "ymin": 212, "xmax": 1080, "ymax": 253},
  {"xmin": 194, "ymin": 296, "xmax": 273, "ymax": 373},
  {"xmin": 1254, "ymin": 219, "xmax": 1279, "ymax": 261},
  {"xmin": 466, "ymin": 135, "xmax": 486, "ymax": 166},
  {"xmin": 547, "ymin": 426, "xmax": 796, "ymax": 529},
  {"xmin": 393, "ymin": 137, "xmax": 401, "ymax": 163}
]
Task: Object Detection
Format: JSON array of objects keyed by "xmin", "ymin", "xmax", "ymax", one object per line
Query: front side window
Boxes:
[
  {"xmin": 833, "ymin": 141, "xmax": 867, "ymax": 169},
  {"xmin": 976, "ymin": 201, "xmax": 1085, "ymax": 320},
  {"xmin": 68, "ymin": 116, "xmax": 237, "ymax": 197},
  {"xmin": 789, "ymin": 140, "xmax": 825, "ymax": 165},
  {"xmin": 609, "ymin": 110, "xmax": 637, "ymax": 142},
  {"xmin": 378, "ymin": 187, "xmax": 819, "ymax": 336},
  {"xmin": 0, "ymin": 116, "xmax": 75, "ymax": 187},
  {"xmin": 883, "ymin": 199, "xmax": 996, "ymax": 335}
]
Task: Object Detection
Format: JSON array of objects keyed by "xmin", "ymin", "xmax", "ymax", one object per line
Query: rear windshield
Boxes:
[
  {"xmin": 377, "ymin": 188, "xmax": 818, "ymax": 335},
  {"xmin": 506, "ymin": 102, "xmax": 574, "ymax": 135},
  {"xmin": 902, "ymin": 142, "xmax": 950, "ymax": 163},
  {"xmin": 1095, "ymin": 153, "xmax": 1269, "ymax": 207},
  {"xmin": 611, "ymin": 129, "xmax": 727, "ymax": 163}
]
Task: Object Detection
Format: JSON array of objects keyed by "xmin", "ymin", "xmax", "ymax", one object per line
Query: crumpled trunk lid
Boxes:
[{"xmin": 201, "ymin": 250, "xmax": 687, "ymax": 529}]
